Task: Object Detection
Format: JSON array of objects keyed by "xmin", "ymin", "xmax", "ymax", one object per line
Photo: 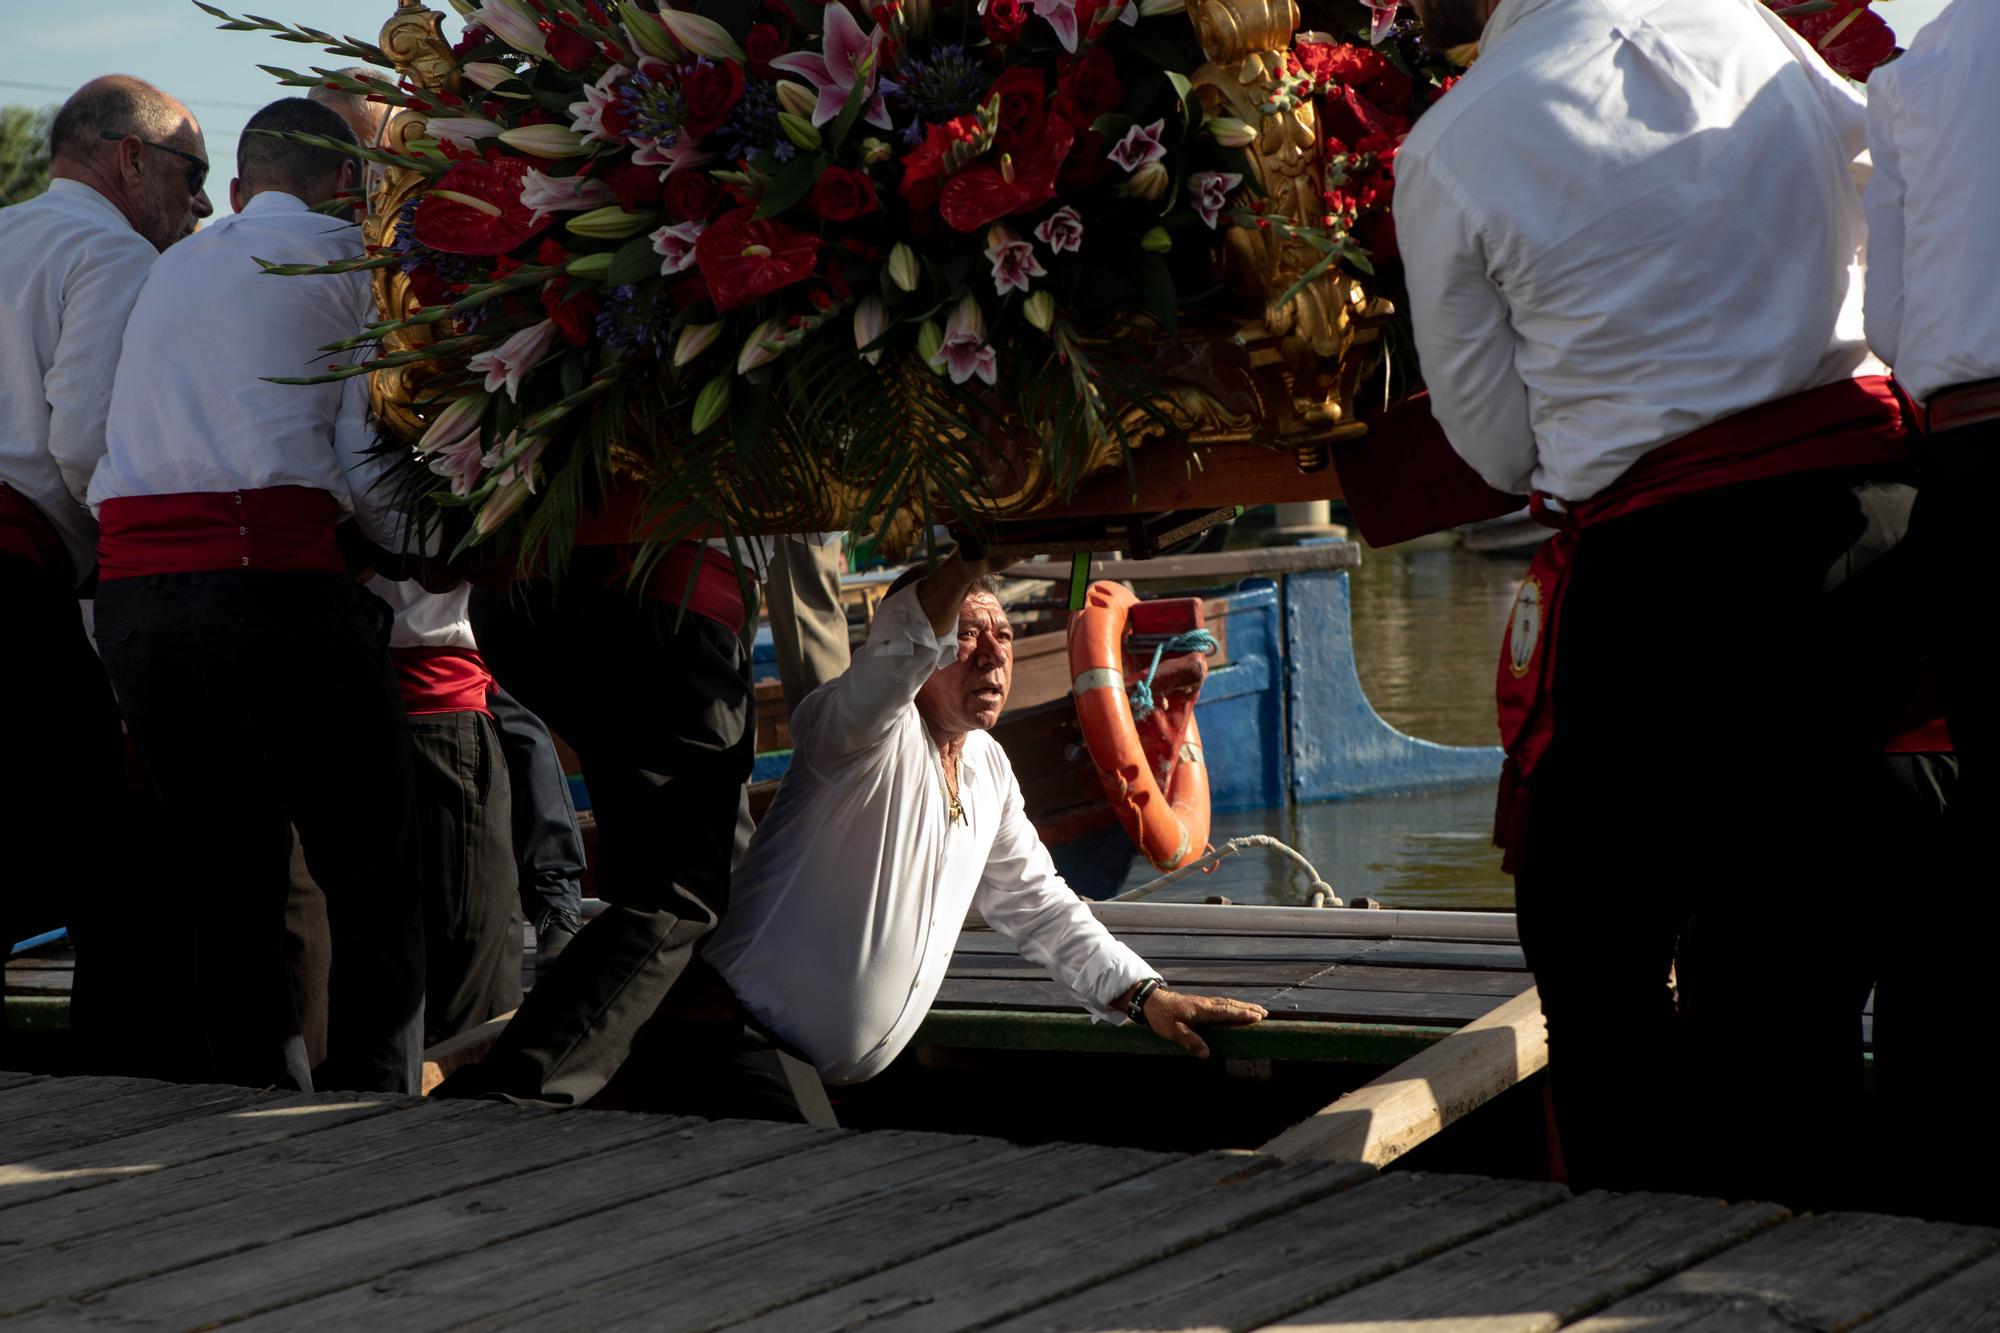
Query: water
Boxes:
[{"xmin": 1119, "ymin": 543, "xmax": 1533, "ymax": 911}]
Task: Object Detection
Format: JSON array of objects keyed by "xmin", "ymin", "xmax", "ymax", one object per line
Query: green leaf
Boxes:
[
  {"xmin": 827, "ymin": 52, "xmax": 874, "ymax": 152},
  {"xmin": 1121, "ymin": 22, "xmax": 1185, "ymax": 73},
  {"xmin": 755, "ymin": 152, "xmax": 828, "ymax": 219},
  {"xmin": 1126, "ymin": 254, "xmax": 1178, "ymax": 332},
  {"xmin": 695, "ymin": 0, "xmax": 753, "ymax": 44},
  {"xmin": 607, "ymin": 234, "xmax": 663, "ymax": 285}
]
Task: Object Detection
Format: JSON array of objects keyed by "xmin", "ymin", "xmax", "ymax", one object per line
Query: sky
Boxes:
[{"xmin": 0, "ymin": 0, "xmax": 1959, "ymax": 216}]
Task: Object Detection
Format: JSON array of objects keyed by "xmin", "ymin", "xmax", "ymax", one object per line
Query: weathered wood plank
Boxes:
[
  {"xmin": 1262, "ymin": 1189, "xmax": 1790, "ymax": 1333},
  {"xmin": 0, "ymin": 1099, "xmax": 692, "ymax": 1317},
  {"xmin": 208, "ymin": 1129, "xmax": 1031, "ymax": 1332},
  {"xmin": 933, "ymin": 977, "xmax": 1510, "ymax": 1027},
  {"xmin": 728, "ymin": 1153, "xmax": 1373, "ymax": 1333},
  {"xmin": 0, "ymin": 1088, "xmax": 412, "ymax": 1211},
  {"xmin": 1290, "ymin": 965, "xmax": 1534, "ymax": 999},
  {"xmin": 1565, "ymin": 1211, "xmax": 2000, "ymax": 1332},
  {"xmin": 1261, "ymin": 987, "xmax": 1547, "ymax": 1167},
  {"xmin": 0, "ymin": 1077, "xmax": 289, "ymax": 1158},
  {"xmin": 952, "ymin": 932, "xmax": 1527, "ymax": 971},
  {"xmin": 0, "ymin": 1070, "xmax": 45, "ymax": 1093},
  {"xmin": 999, "ymin": 544, "xmax": 1360, "ymax": 585},
  {"xmin": 915, "ymin": 1009, "xmax": 1452, "ymax": 1065},
  {"xmin": 983, "ymin": 1172, "xmax": 1565, "ymax": 1333},
  {"xmin": 946, "ymin": 957, "xmax": 1332, "ymax": 987},
  {"xmin": 470, "ymin": 1140, "xmax": 1179, "ymax": 1330},
  {"xmin": 1865, "ymin": 1251, "xmax": 2000, "ymax": 1332},
  {"xmin": 25, "ymin": 1120, "xmax": 908, "ymax": 1320}
]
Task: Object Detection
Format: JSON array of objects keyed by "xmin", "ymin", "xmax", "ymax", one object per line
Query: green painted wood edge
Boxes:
[
  {"xmin": 4, "ymin": 996, "xmax": 69, "ymax": 1030},
  {"xmin": 914, "ymin": 1009, "xmax": 1456, "ymax": 1064}
]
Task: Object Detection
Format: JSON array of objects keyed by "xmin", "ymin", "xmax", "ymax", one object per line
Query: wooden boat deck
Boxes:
[{"xmin": 2, "ymin": 1070, "xmax": 1995, "ymax": 1331}]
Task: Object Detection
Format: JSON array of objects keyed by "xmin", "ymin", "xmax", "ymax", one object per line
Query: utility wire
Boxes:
[{"xmin": 0, "ymin": 78, "xmax": 266, "ymax": 111}]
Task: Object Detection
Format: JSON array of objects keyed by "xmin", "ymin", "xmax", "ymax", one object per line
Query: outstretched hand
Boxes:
[{"xmin": 1139, "ymin": 987, "xmax": 1268, "ymax": 1059}]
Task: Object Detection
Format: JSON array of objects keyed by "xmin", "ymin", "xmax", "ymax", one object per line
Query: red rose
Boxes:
[
  {"xmin": 413, "ymin": 158, "xmax": 546, "ymax": 256},
  {"xmin": 694, "ymin": 207, "xmax": 822, "ymax": 311},
  {"xmin": 746, "ymin": 22, "xmax": 787, "ymax": 74},
  {"xmin": 540, "ymin": 276, "xmax": 602, "ymax": 346},
  {"xmin": 985, "ymin": 66, "xmax": 1047, "ymax": 155},
  {"xmin": 808, "ymin": 165, "xmax": 881, "ymax": 221},
  {"xmin": 680, "ymin": 59, "xmax": 745, "ymax": 140},
  {"xmin": 604, "ymin": 161, "xmax": 665, "ymax": 212},
  {"xmin": 533, "ymin": 237, "xmax": 571, "ymax": 268},
  {"xmin": 982, "ymin": 0, "xmax": 1028, "ymax": 46},
  {"xmin": 407, "ymin": 262, "xmax": 454, "ymax": 306},
  {"xmin": 1055, "ymin": 47, "xmax": 1122, "ymax": 122},
  {"xmin": 546, "ymin": 17, "xmax": 599, "ymax": 72},
  {"xmin": 664, "ymin": 169, "xmax": 722, "ymax": 222},
  {"xmin": 898, "ymin": 119, "xmax": 963, "ymax": 214},
  {"xmin": 1058, "ymin": 121, "xmax": 1111, "ymax": 187}
]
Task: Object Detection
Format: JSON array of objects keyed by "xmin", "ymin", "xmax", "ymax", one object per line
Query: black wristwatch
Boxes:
[{"xmin": 1126, "ymin": 977, "xmax": 1163, "ymax": 1024}]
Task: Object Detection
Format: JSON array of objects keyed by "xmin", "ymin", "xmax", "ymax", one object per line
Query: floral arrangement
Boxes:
[
  {"xmin": 1766, "ymin": 0, "xmax": 1897, "ymax": 81},
  {"xmin": 210, "ymin": 0, "xmax": 1430, "ymax": 565}
]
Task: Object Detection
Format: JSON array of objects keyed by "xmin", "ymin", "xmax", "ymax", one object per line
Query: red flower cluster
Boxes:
[
  {"xmin": 681, "ymin": 59, "xmax": 747, "ymax": 140},
  {"xmin": 414, "ymin": 158, "xmax": 546, "ymax": 256},
  {"xmin": 1771, "ymin": 0, "xmax": 1896, "ymax": 81},
  {"xmin": 694, "ymin": 208, "xmax": 822, "ymax": 311}
]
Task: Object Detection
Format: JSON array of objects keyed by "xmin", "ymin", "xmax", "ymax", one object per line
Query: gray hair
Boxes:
[
  {"xmin": 307, "ymin": 70, "xmax": 389, "ymax": 147},
  {"xmin": 237, "ymin": 97, "xmax": 357, "ymax": 194},
  {"xmin": 49, "ymin": 76, "xmax": 185, "ymax": 162}
]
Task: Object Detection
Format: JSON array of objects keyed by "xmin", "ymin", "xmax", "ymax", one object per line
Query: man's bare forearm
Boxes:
[{"xmin": 914, "ymin": 546, "xmax": 991, "ymax": 638}]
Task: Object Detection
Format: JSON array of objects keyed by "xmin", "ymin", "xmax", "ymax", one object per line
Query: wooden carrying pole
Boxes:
[{"xmin": 1258, "ymin": 986, "xmax": 1547, "ymax": 1168}]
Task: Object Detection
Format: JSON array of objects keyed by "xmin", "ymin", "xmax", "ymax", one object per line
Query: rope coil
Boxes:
[{"xmin": 1123, "ymin": 629, "xmax": 1219, "ymax": 721}]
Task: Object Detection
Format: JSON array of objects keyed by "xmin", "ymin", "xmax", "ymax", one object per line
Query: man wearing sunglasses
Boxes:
[{"xmin": 0, "ymin": 75, "xmax": 211, "ymax": 1069}]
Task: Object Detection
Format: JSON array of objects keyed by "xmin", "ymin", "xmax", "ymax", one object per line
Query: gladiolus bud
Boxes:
[
  {"xmin": 498, "ymin": 124, "xmax": 590, "ymax": 158},
  {"xmin": 1206, "ymin": 116, "xmax": 1256, "ymax": 148},
  {"xmin": 566, "ymin": 206, "xmax": 660, "ymax": 239},
  {"xmin": 1140, "ymin": 226, "xmax": 1172, "ymax": 253},
  {"xmin": 737, "ymin": 316, "xmax": 787, "ymax": 373},
  {"xmin": 859, "ymin": 137, "xmax": 893, "ymax": 166},
  {"xmin": 774, "ymin": 81, "xmax": 818, "ymax": 120},
  {"xmin": 1125, "ymin": 161, "xmax": 1170, "ymax": 201},
  {"xmin": 565, "ymin": 251, "xmax": 615, "ymax": 279},
  {"xmin": 915, "ymin": 318, "xmax": 944, "ymax": 371},
  {"xmin": 620, "ymin": 2, "xmax": 683, "ymax": 59},
  {"xmin": 853, "ymin": 295, "xmax": 887, "ymax": 365},
  {"xmin": 1023, "ymin": 290, "xmax": 1054, "ymax": 331},
  {"xmin": 777, "ymin": 113, "xmax": 823, "ymax": 153},
  {"xmin": 418, "ymin": 392, "xmax": 488, "ymax": 455},
  {"xmin": 447, "ymin": 0, "xmax": 479, "ymax": 18},
  {"xmin": 691, "ymin": 375, "xmax": 732, "ymax": 433},
  {"xmin": 653, "ymin": 4, "xmax": 748, "ymax": 62},
  {"xmin": 887, "ymin": 242, "xmax": 920, "ymax": 293},
  {"xmin": 1138, "ymin": 0, "xmax": 1185, "ymax": 14},
  {"xmin": 674, "ymin": 321, "xmax": 722, "ymax": 367},
  {"xmin": 475, "ymin": 477, "xmax": 534, "ymax": 534}
]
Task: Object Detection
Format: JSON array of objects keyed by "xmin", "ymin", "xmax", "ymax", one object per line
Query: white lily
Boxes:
[
  {"xmin": 853, "ymin": 295, "xmax": 887, "ymax": 366},
  {"xmin": 654, "ymin": 4, "xmax": 748, "ymax": 62},
  {"xmin": 498, "ymin": 124, "xmax": 590, "ymax": 158},
  {"xmin": 737, "ymin": 316, "xmax": 788, "ymax": 374},
  {"xmin": 674, "ymin": 321, "xmax": 724, "ymax": 367},
  {"xmin": 474, "ymin": 0, "xmax": 549, "ymax": 58},
  {"xmin": 466, "ymin": 320, "xmax": 559, "ymax": 401}
]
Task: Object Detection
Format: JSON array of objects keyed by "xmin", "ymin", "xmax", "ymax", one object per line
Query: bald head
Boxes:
[
  {"xmin": 50, "ymin": 75, "xmax": 211, "ymax": 250},
  {"xmin": 307, "ymin": 70, "xmax": 391, "ymax": 149}
]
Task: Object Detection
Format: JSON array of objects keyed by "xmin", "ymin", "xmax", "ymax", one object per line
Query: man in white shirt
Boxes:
[
  {"xmin": 1396, "ymin": 0, "xmax": 1909, "ymax": 1204},
  {"xmin": 89, "ymin": 98, "xmax": 424, "ymax": 1095},
  {"xmin": 0, "ymin": 76, "xmax": 211, "ymax": 1064},
  {"xmin": 1862, "ymin": 0, "xmax": 2000, "ymax": 1222}
]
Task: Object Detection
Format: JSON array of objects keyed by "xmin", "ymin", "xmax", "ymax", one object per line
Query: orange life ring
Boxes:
[{"xmin": 1067, "ymin": 581, "xmax": 1211, "ymax": 872}]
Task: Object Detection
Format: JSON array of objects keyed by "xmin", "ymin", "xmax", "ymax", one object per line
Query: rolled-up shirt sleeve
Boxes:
[
  {"xmin": 800, "ymin": 584, "xmax": 957, "ymax": 768},
  {"xmin": 1395, "ymin": 149, "xmax": 1538, "ymax": 496},
  {"xmin": 974, "ymin": 764, "xmax": 1155, "ymax": 1022}
]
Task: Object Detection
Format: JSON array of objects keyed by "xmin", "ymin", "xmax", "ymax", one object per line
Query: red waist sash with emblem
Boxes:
[
  {"xmin": 0, "ymin": 483, "xmax": 75, "ymax": 585},
  {"xmin": 391, "ymin": 645, "xmax": 495, "ymax": 715},
  {"xmin": 1493, "ymin": 375, "xmax": 1912, "ymax": 871},
  {"xmin": 97, "ymin": 486, "xmax": 346, "ymax": 579},
  {"xmin": 570, "ymin": 485, "xmax": 747, "ymax": 633}
]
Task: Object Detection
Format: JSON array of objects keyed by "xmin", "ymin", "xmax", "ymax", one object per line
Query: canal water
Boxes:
[{"xmin": 1118, "ymin": 542, "xmax": 1532, "ymax": 911}]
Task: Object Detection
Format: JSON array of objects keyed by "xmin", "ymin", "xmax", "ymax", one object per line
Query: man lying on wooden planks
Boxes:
[{"xmin": 442, "ymin": 546, "xmax": 1267, "ymax": 1118}]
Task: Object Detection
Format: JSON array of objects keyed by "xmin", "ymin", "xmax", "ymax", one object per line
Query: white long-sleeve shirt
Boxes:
[
  {"xmin": 91, "ymin": 191, "xmax": 396, "ymax": 541},
  {"xmin": 1862, "ymin": 0, "xmax": 2000, "ymax": 406},
  {"xmin": 0, "ymin": 180, "xmax": 158, "ymax": 582},
  {"xmin": 703, "ymin": 585, "xmax": 1154, "ymax": 1084},
  {"xmin": 1393, "ymin": 0, "xmax": 1880, "ymax": 503}
]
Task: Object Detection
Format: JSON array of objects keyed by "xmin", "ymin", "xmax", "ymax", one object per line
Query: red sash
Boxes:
[
  {"xmin": 391, "ymin": 646, "xmax": 495, "ymax": 715},
  {"xmin": 0, "ymin": 484, "xmax": 74, "ymax": 585},
  {"xmin": 97, "ymin": 487, "xmax": 345, "ymax": 579},
  {"xmin": 1493, "ymin": 376, "xmax": 1912, "ymax": 869}
]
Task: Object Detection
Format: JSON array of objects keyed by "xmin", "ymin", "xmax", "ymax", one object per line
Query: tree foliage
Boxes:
[{"xmin": 0, "ymin": 105, "xmax": 53, "ymax": 208}]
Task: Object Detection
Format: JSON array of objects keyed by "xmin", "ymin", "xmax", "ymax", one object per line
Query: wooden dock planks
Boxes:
[{"xmin": 2, "ymin": 1074, "xmax": 1996, "ymax": 1332}]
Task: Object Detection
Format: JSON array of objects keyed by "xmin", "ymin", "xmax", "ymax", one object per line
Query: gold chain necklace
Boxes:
[{"xmin": 937, "ymin": 742, "xmax": 964, "ymax": 824}]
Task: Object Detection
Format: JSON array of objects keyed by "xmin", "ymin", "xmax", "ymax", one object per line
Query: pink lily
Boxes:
[
  {"xmin": 984, "ymin": 226, "xmax": 1046, "ymax": 296},
  {"xmin": 1108, "ymin": 119, "xmax": 1168, "ymax": 171},
  {"xmin": 1034, "ymin": 206, "xmax": 1084, "ymax": 254},
  {"xmin": 650, "ymin": 220, "xmax": 706, "ymax": 275},
  {"xmin": 1187, "ymin": 171, "xmax": 1244, "ymax": 229},
  {"xmin": 632, "ymin": 136, "xmax": 716, "ymax": 176},
  {"xmin": 466, "ymin": 319, "xmax": 558, "ymax": 401},
  {"xmin": 930, "ymin": 296, "xmax": 998, "ymax": 386},
  {"xmin": 1031, "ymin": 0, "xmax": 1082, "ymax": 52},
  {"xmin": 520, "ymin": 168, "xmax": 618, "ymax": 224},
  {"xmin": 568, "ymin": 64, "xmax": 633, "ymax": 145},
  {"xmin": 768, "ymin": 3, "xmax": 894, "ymax": 130},
  {"xmin": 426, "ymin": 432, "xmax": 487, "ymax": 496}
]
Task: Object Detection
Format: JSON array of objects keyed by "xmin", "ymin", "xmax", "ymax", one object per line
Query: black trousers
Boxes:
[
  {"xmin": 409, "ymin": 708, "xmax": 522, "ymax": 1045},
  {"xmin": 0, "ymin": 555, "xmax": 129, "ymax": 1069},
  {"xmin": 93, "ymin": 571, "xmax": 425, "ymax": 1093},
  {"xmin": 441, "ymin": 570, "xmax": 753, "ymax": 1107},
  {"xmin": 1870, "ymin": 422, "xmax": 1998, "ymax": 1221},
  {"xmin": 1513, "ymin": 474, "xmax": 1886, "ymax": 1207},
  {"xmin": 485, "ymin": 685, "xmax": 586, "ymax": 924}
]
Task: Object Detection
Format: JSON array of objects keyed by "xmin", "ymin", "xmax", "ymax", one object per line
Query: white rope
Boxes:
[{"xmin": 1107, "ymin": 834, "xmax": 1341, "ymax": 907}]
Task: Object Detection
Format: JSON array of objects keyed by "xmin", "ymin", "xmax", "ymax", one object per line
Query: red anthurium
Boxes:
[
  {"xmin": 1777, "ymin": 1, "xmax": 1896, "ymax": 81},
  {"xmin": 694, "ymin": 207, "xmax": 823, "ymax": 311},
  {"xmin": 413, "ymin": 157, "xmax": 547, "ymax": 256},
  {"xmin": 939, "ymin": 117, "xmax": 1074, "ymax": 233}
]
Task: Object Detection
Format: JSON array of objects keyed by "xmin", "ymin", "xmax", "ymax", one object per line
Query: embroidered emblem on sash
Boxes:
[{"xmin": 1506, "ymin": 575, "xmax": 1543, "ymax": 679}]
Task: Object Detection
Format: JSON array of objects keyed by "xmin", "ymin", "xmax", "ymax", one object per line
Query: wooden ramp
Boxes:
[{"xmin": 2, "ymin": 1072, "xmax": 1994, "ymax": 1332}]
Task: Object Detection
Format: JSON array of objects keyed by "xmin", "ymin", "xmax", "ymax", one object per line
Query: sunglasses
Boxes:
[{"xmin": 102, "ymin": 131, "xmax": 209, "ymax": 195}]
